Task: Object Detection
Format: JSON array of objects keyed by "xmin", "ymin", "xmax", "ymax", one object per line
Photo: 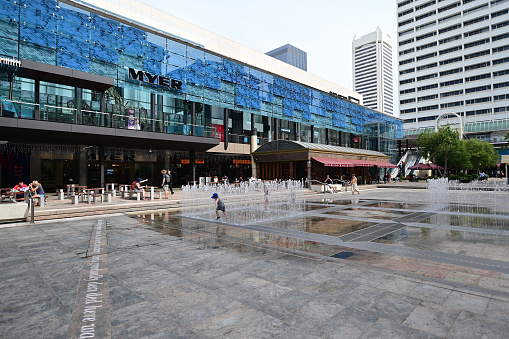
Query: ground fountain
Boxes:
[
  {"xmin": 181, "ymin": 180, "xmax": 306, "ymax": 224},
  {"xmin": 427, "ymin": 178, "xmax": 509, "ymax": 230}
]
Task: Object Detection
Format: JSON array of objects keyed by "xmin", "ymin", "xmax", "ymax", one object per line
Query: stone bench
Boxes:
[{"xmin": 0, "ymin": 203, "xmax": 29, "ymax": 223}]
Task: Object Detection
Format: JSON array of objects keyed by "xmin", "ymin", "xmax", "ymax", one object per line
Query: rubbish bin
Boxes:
[{"xmin": 199, "ymin": 177, "xmax": 205, "ymax": 187}]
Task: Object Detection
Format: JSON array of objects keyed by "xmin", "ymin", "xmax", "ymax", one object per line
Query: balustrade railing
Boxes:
[{"xmin": 1, "ymin": 99, "xmax": 217, "ymax": 138}]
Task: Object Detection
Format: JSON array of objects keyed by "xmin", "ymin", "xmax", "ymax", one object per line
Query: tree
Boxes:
[
  {"xmin": 463, "ymin": 138, "xmax": 499, "ymax": 170},
  {"xmin": 444, "ymin": 140, "xmax": 471, "ymax": 172},
  {"xmin": 417, "ymin": 125, "xmax": 459, "ymax": 176}
]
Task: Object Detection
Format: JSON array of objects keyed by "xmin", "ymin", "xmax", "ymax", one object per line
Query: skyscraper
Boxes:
[
  {"xmin": 397, "ymin": 0, "xmax": 509, "ymax": 138},
  {"xmin": 352, "ymin": 27, "xmax": 394, "ymax": 115},
  {"xmin": 266, "ymin": 44, "xmax": 307, "ymax": 71}
]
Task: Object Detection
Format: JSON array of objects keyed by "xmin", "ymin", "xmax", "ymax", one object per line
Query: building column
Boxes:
[
  {"xmin": 307, "ymin": 159, "xmax": 312, "ymax": 183},
  {"xmin": 75, "ymin": 87, "xmax": 82, "ymax": 124},
  {"xmin": 191, "ymin": 102, "xmax": 196, "ymax": 136},
  {"xmin": 325, "ymin": 128, "xmax": 330, "ymax": 145},
  {"xmin": 79, "ymin": 146, "xmax": 88, "ymax": 186},
  {"xmin": 8, "ymin": 73, "xmax": 13, "ymax": 100},
  {"xmin": 164, "ymin": 150, "xmax": 170, "ymax": 170},
  {"xmin": 223, "ymin": 108, "xmax": 229, "ymax": 150},
  {"xmin": 99, "ymin": 144, "xmax": 105, "ymax": 188},
  {"xmin": 250, "ymin": 113, "xmax": 258, "ymax": 178},
  {"xmin": 100, "ymin": 91, "xmax": 106, "ymax": 127},
  {"xmin": 190, "ymin": 150, "xmax": 196, "ymax": 183},
  {"xmin": 150, "ymin": 93, "xmax": 156, "ymax": 132},
  {"xmin": 310, "ymin": 125, "xmax": 314, "ymax": 143},
  {"xmin": 34, "ymin": 79, "xmax": 40, "ymax": 120}
]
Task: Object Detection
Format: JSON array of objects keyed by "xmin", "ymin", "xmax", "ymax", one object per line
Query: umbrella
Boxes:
[{"xmin": 407, "ymin": 163, "xmax": 431, "ymax": 170}]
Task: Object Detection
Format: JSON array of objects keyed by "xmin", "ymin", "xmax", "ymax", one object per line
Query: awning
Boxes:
[
  {"xmin": 313, "ymin": 157, "xmax": 397, "ymax": 168},
  {"xmin": 312, "ymin": 157, "xmax": 354, "ymax": 167}
]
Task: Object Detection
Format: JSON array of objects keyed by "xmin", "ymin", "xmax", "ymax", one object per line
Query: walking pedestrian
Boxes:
[
  {"xmin": 161, "ymin": 169, "xmax": 174, "ymax": 198},
  {"xmin": 350, "ymin": 174, "xmax": 360, "ymax": 195}
]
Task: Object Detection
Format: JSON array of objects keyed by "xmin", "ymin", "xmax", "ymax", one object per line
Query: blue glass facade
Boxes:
[{"xmin": 0, "ymin": 0, "xmax": 402, "ymax": 142}]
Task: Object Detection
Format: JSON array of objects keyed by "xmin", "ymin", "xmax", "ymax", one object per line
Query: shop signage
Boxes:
[
  {"xmin": 128, "ymin": 68, "xmax": 182, "ymax": 90},
  {"xmin": 233, "ymin": 159, "xmax": 252, "ymax": 165},
  {"xmin": 181, "ymin": 159, "xmax": 205, "ymax": 164}
]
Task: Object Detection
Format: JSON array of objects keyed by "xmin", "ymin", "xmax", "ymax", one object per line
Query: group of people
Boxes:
[
  {"xmin": 130, "ymin": 169, "xmax": 174, "ymax": 200},
  {"xmin": 13, "ymin": 180, "xmax": 45, "ymax": 205},
  {"xmin": 324, "ymin": 174, "xmax": 360, "ymax": 195}
]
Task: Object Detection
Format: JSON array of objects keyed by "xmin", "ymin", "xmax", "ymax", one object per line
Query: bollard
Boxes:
[
  {"xmin": 158, "ymin": 191, "xmax": 163, "ymax": 199},
  {"xmin": 30, "ymin": 198, "xmax": 35, "ymax": 224},
  {"xmin": 39, "ymin": 196, "xmax": 45, "ymax": 207},
  {"xmin": 107, "ymin": 193, "xmax": 112, "ymax": 203},
  {"xmin": 150, "ymin": 187, "xmax": 155, "ymax": 201},
  {"xmin": 57, "ymin": 189, "xmax": 65, "ymax": 200},
  {"xmin": 111, "ymin": 189, "xmax": 116, "ymax": 197},
  {"xmin": 72, "ymin": 195, "xmax": 79, "ymax": 205}
]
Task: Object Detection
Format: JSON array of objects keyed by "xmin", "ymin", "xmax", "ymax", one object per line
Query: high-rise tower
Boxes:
[
  {"xmin": 353, "ymin": 27, "xmax": 394, "ymax": 115},
  {"xmin": 397, "ymin": 0, "xmax": 509, "ymax": 138},
  {"xmin": 266, "ymin": 44, "xmax": 307, "ymax": 71}
]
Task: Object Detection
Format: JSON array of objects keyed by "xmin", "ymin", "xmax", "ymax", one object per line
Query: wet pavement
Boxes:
[{"xmin": 1, "ymin": 185, "xmax": 509, "ymax": 338}]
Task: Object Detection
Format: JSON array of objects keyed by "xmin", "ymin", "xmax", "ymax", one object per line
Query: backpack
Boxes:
[{"xmin": 131, "ymin": 181, "xmax": 136, "ymax": 190}]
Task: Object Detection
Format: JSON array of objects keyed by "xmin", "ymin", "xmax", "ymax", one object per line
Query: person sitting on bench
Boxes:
[
  {"xmin": 324, "ymin": 175, "xmax": 336, "ymax": 193},
  {"xmin": 29, "ymin": 180, "xmax": 45, "ymax": 205},
  {"xmin": 133, "ymin": 178, "xmax": 146, "ymax": 200},
  {"xmin": 13, "ymin": 180, "xmax": 28, "ymax": 200}
]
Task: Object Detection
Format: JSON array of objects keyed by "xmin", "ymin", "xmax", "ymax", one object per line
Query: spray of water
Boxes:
[
  {"xmin": 427, "ymin": 178, "xmax": 509, "ymax": 229},
  {"xmin": 181, "ymin": 180, "xmax": 306, "ymax": 224}
]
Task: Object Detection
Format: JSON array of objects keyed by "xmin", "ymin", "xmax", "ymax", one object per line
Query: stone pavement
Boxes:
[{"xmin": 1, "ymin": 186, "xmax": 509, "ymax": 338}]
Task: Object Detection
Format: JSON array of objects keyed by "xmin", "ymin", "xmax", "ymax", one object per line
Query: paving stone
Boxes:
[
  {"xmin": 485, "ymin": 298, "xmax": 509, "ymax": 322},
  {"xmin": 447, "ymin": 310, "xmax": 509, "ymax": 339},
  {"xmin": 408, "ymin": 283, "xmax": 453, "ymax": 304},
  {"xmin": 190, "ymin": 306, "xmax": 289, "ymax": 338},
  {"xmin": 402, "ymin": 302, "xmax": 461, "ymax": 337},
  {"xmin": 377, "ymin": 276, "xmax": 420, "ymax": 295},
  {"xmin": 442, "ymin": 290, "xmax": 490, "ymax": 315},
  {"xmin": 281, "ymin": 299, "xmax": 345, "ymax": 330},
  {"xmin": 360, "ymin": 318, "xmax": 423, "ymax": 339},
  {"xmin": 316, "ymin": 307, "xmax": 379, "ymax": 339}
]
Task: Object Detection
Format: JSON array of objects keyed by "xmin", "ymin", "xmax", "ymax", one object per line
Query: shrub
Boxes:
[
  {"xmin": 449, "ymin": 174, "xmax": 461, "ymax": 180},
  {"xmin": 458, "ymin": 172, "xmax": 466, "ymax": 178},
  {"xmin": 470, "ymin": 173, "xmax": 479, "ymax": 180},
  {"xmin": 400, "ymin": 176, "xmax": 409, "ymax": 180}
]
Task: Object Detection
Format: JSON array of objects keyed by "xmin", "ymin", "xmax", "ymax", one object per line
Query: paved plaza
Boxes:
[{"xmin": 1, "ymin": 185, "xmax": 509, "ymax": 338}]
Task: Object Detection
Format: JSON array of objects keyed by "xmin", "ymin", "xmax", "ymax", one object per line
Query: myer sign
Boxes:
[{"xmin": 128, "ymin": 68, "xmax": 182, "ymax": 90}]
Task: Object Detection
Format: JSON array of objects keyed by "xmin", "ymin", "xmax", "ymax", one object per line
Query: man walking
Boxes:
[{"xmin": 161, "ymin": 169, "xmax": 174, "ymax": 198}]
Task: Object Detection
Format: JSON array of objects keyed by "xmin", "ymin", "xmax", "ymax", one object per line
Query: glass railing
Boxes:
[
  {"xmin": 404, "ymin": 117, "xmax": 509, "ymax": 136},
  {"xmin": 1, "ymin": 99, "xmax": 218, "ymax": 139}
]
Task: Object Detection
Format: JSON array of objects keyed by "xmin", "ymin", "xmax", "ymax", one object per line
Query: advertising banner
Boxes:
[{"xmin": 126, "ymin": 108, "xmax": 136, "ymax": 130}]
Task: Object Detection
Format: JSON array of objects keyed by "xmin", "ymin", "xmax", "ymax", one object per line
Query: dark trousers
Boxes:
[{"xmin": 169, "ymin": 183, "xmax": 174, "ymax": 194}]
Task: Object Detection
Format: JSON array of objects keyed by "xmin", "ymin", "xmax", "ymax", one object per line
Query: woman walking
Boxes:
[{"xmin": 350, "ymin": 174, "xmax": 360, "ymax": 195}]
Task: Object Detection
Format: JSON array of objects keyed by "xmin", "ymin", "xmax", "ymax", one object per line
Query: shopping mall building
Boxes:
[{"xmin": 0, "ymin": 0, "xmax": 402, "ymax": 189}]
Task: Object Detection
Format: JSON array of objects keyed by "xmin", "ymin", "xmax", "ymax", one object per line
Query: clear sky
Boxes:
[{"xmin": 138, "ymin": 0, "xmax": 398, "ymax": 109}]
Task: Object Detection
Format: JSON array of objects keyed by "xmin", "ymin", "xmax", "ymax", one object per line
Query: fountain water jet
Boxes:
[{"xmin": 181, "ymin": 180, "xmax": 306, "ymax": 224}]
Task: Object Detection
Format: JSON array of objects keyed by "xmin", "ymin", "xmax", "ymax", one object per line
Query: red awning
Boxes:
[
  {"xmin": 312, "ymin": 157, "xmax": 397, "ymax": 168},
  {"xmin": 312, "ymin": 157, "xmax": 355, "ymax": 167}
]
